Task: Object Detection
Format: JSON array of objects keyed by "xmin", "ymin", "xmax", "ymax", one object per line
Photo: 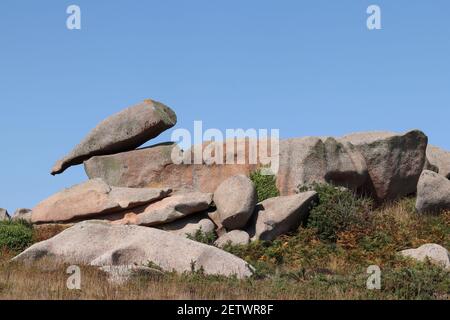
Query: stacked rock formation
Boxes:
[{"xmin": 12, "ymin": 98, "xmax": 450, "ymax": 278}]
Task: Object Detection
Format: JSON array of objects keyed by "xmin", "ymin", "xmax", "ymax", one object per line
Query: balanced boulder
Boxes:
[
  {"xmin": 250, "ymin": 191, "xmax": 318, "ymax": 241},
  {"xmin": 425, "ymin": 145, "xmax": 450, "ymax": 179},
  {"xmin": 416, "ymin": 170, "xmax": 450, "ymax": 214},
  {"xmin": 214, "ymin": 175, "xmax": 257, "ymax": 230},
  {"xmin": 32, "ymin": 179, "xmax": 171, "ymax": 224},
  {"xmin": 400, "ymin": 244, "xmax": 450, "ymax": 270},
  {"xmin": 340, "ymin": 130, "xmax": 428, "ymax": 201},
  {"xmin": 51, "ymin": 99, "xmax": 177, "ymax": 175},
  {"xmin": 215, "ymin": 230, "xmax": 250, "ymax": 248},
  {"xmin": 0, "ymin": 208, "xmax": 10, "ymax": 221},
  {"xmin": 13, "ymin": 220, "xmax": 253, "ymax": 279},
  {"xmin": 112, "ymin": 192, "xmax": 213, "ymax": 226}
]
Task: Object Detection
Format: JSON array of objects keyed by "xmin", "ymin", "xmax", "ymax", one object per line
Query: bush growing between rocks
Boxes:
[
  {"xmin": 0, "ymin": 220, "xmax": 33, "ymax": 252},
  {"xmin": 297, "ymin": 183, "xmax": 373, "ymax": 242},
  {"xmin": 249, "ymin": 169, "xmax": 280, "ymax": 202},
  {"xmin": 186, "ymin": 228, "xmax": 217, "ymax": 245}
]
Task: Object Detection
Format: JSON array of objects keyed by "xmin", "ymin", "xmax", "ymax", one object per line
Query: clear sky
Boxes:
[{"xmin": 0, "ymin": 1, "xmax": 449, "ymax": 213}]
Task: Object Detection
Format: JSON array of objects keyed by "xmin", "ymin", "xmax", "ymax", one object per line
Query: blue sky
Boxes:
[{"xmin": 0, "ymin": 1, "xmax": 449, "ymax": 213}]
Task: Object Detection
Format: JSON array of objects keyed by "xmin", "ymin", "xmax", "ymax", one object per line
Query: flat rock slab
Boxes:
[
  {"xmin": 32, "ymin": 178, "xmax": 171, "ymax": 224},
  {"xmin": 400, "ymin": 244, "xmax": 450, "ymax": 270},
  {"xmin": 250, "ymin": 191, "xmax": 318, "ymax": 241},
  {"xmin": 13, "ymin": 221, "xmax": 254, "ymax": 279},
  {"xmin": 112, "ymin": 192, "xmax": 213, "ymax": 226},
  {"xmin": 416, "ymin": 170, "xmax": 450, "ymax": 214},
  {"xmin": 52, "ymin": 99, "xmax": 177, "ymax": 175},
  {"xmin": 158, "ymin": 213, "xmax": 215, "ymax": 238}
]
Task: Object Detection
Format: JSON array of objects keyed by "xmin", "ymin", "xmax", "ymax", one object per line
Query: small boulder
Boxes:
[
  {"xmin": 113, "ymin": 192, "xmax": 213, "ymax": 226},
  {"xmin": 32, "ymin": 179, "xmax": 171, "ymax": 224},
  {"xmin": 425, "ymin": 145, "xmax": 450, "ymax": 179},
  {"xmin": 158, "ymin": 213, "xmax": 215, "ymax": 238},
  {"xmin": 12, "ymin": 208, "xmax": 32, "ymax": 223},
  {"xmin": 400, "ymin": 244, "xmax": 450, "ymax": 270},
  {"xmin": 416, "ymin": 170, "xmax": 450, "ymax": 214},
  {"xmin": 250, "ymin": 191, "xmax": 318, "ymax": 241},
  {"xmin": 0, "ymin": 208, "xmax": 10, "ymax": 221},
  {"xmin": 51, "ymin": 99, "xmax": 177, "ymax": 175},
  {"xmin": 215, "ymin": 230, "xmax": 250, "ymax": 248},
  {"xmin": 214, "ymin": 175, "xmax": 257, "ymax": 230},
  {"xmin": 13, "ymin": 221, "xmax": 253, "ymax": 279}
]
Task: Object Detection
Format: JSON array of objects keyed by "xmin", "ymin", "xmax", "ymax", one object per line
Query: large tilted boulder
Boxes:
[
  {"xmin": 158, "ymin": 213, "xmax": 215, "ymax": 238},
  {"xmin": 416, "ymin": 170, "xmax": 450, "ymax": 214},
  {"xmin": 0, "ymin": 208, "xmax": 10, "ymax": 221},
  {"xmin": 13, "ymin": 221, "xmax": 253, "ymax": 279},
  {"xmin": 425, "ymin": 145, "xmax": 450, "ymax": 179},
  {"xmin": 32, "ymin": 179, "xmax": 171, "ymax": 224},
  {"xmin": 112, "ymin": 192, "xmax": 213, "ymax": 226},
  {"xmin": 400, "ymin": 244, "xmax": 450, "ymax": 270},
  {"xmin": 250, "ymin": 191, "xmax": 318, "ymax": 241},
  {"xmin": 214, "ymin": 175, "xmax": 257, "ymax": 230},
  {"xmin": 51, "ymin": 99, "xmax": 177, "ymax": 175},
  {"xmin": 340, "ymin": 130, "xmax": 428, "ymax": 201}
]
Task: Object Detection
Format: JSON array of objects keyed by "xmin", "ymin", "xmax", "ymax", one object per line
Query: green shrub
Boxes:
[
  {"xmin": 186, "ymin": 228, "xmax": 217, "ymax": 245},
  {"xmin": 250, "ymin": 169, "xmax": 280, "ymax": 202},
  {"xmin": 0, "ymin": 220, "xmax": 33, "ymax": 252},
  {"xmin": 298, "ymin": 183, "xmax": 373, "ymax": 242}
]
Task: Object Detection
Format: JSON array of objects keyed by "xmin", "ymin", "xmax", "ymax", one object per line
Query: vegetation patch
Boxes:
[{"xmin": 250, "ymin": 169, "xmax": 280, "ymax": 202}]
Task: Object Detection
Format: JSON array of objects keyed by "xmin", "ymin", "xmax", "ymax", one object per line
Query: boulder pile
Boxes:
[{"xmin": 9, "ymin": 98, "xmax": 450, "ymax": 278}]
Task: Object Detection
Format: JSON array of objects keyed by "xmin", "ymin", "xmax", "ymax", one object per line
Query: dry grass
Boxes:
[{"xmin": 0, "ymin": 199, "xmax": 449, "ymax": 300}]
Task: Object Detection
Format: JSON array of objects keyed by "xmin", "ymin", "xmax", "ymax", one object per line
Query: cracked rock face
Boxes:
[
  {"xmin": 13, "ymin": 220, "xmax": 254, "ymax": 279},
  {"xmin": 51, "ymin": 99, "xmax": 177, "ymax": 175},
  {"xmin": 31, "ymin": 178, "xmax": 171, "ymax": 224}
]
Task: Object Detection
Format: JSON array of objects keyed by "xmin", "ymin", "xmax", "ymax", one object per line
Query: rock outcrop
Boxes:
[
  {"xmin": 214, "ymin": 175, "xmax": 257, "ymax": 230},
  {"xmin": 51, "ymin": 99, "xmax": 177, "ymax": 175},
  {"xmin": 400, "ymin": 244, "xmax": 450, "ymax": 270},
  {"xmin": 416, "ymin": 170, "xmax": 450, "ymax": 214},
  {"xmin": 250, "ymin": 191, "xmax": 318, "ymax": 241},
  {"xmin": 32, "ymin": 179, "xmax": 171, "ymax": 224},
  {"xmin": 13, "ymin": 221, "xmax": 254, "ymax": 279}
]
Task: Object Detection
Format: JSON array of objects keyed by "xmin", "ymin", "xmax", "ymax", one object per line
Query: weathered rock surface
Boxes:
[
  {"xmin": 400, "ymin": 244, "xmax": 450, "ymax": 270},
  {"xmin": 214, "ymin": 175, "xmax": 257, "ymax": 230},
  {"xmin": 51, "ymin": 99, "xmax": 177, "ymax": 175},
  {"xmin": 158, "ymin": 213, "xmax": 215, "ymax": 238},
  {"xmin": 425, "ymin": 145, "xmax": 450, "ymax": 179},
  {"xmin": 32, "ymin": 179, "xmax": 171, "ymax": 224},
  {"xmin": 13, "ymin": 221, "xmax": 253, "ymax": 278},
  {"xmin": 99, "ymin": 265, "xmax": 164, "ymax": 284},
  {"xmin": 277, "ymin": 137, "xmax": 368, "ymax": 195},
  {"xmin": 215, "ymin": 230, "xmax": 250, "ymax": 248},
  {"xmin": 0, "ymin": 208, "xmax": 10, "ymax": 221},
  {"xmin": 250, "ymin": 191, "xmax": 318, "ymax": 241},
  {"xmin": 12, "ymin": 208, "xmax": 32, "ymax": 222},
  {"xmin": 112, "ymin": 192, "xmax": 213, "ymax": 226},
  {"xmin": 416, "ymin": 170, "xmax": 450, "ymax": 214},
  {"xmin": 340, "ymin": 130, "xmax": 428, "ymax": 201}
]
